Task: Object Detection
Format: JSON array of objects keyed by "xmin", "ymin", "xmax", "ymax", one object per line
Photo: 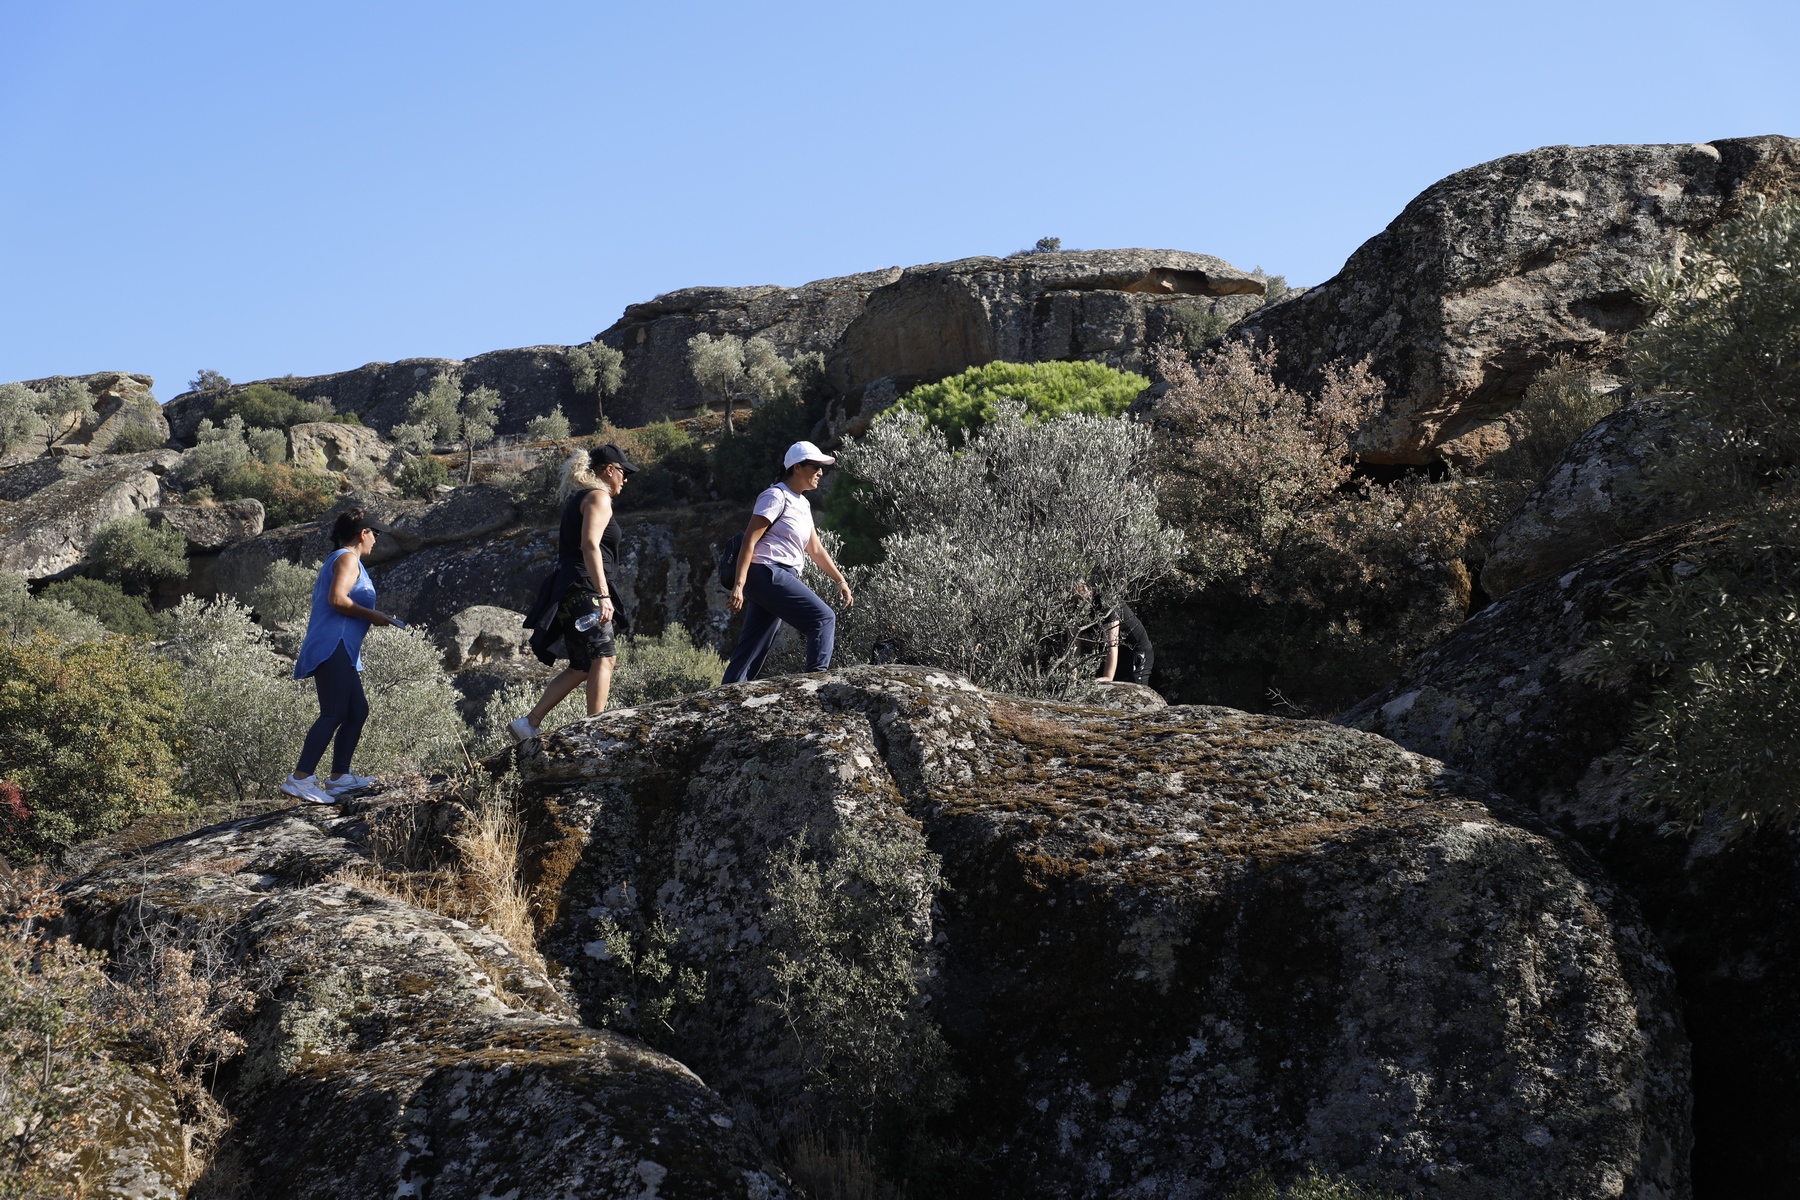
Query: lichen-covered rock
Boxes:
[
  {"xmin": 44, "ymin": 1066, "xmax": 187, "ymax": 1200},
  {"xmin": 1341, "ymin": 524, "xmax": 1800, "ymax": 1194},
  {"xmin": 58, "ymin": 806, "xmax": 789, "ymax": 1200},
  {"xmin": 519, "ymin": 666, "xmax": 1689, "ymax": 1199},
  {"xmin": 0, "ymin": 450, "xmax": 176, "ymax": 579},
  {"xmin": 287, "ymin": 421, "xmax": 391, "ymax": 473},
  {"xmin": 146, "ymin": 497, "xmax": 265, "ymax": 551},
  {"xmin": 1482, "ymin": 397, "xmax": 1693, "ymax": 596},
  {"xmin": 825, "ymin": 250, "xmax": 1265, "ymax": 402},
  {"xmin": 595, "ymin": 268, "xmax": 905, "ymax": 427},
  {"xmin": 1236, "ymin": 136, "xmax": 1800, "ymax": 464},
  {"xmin": 435, "ymin": 604, "xmax": 533, "ymax": 670}
]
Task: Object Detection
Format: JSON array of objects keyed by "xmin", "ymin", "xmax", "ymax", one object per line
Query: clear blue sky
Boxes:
[{"xmin": 2, "ymin": 1, "xmax": 1795, "ymax": 401}]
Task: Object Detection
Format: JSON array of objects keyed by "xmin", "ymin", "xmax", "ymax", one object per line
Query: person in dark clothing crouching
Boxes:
[
  {"xmin": 1098, "ymin": 601, "xmax": 1155, "ymax": 687},
  {"xmin": 513, "ymin": 444, "xmax": 637, "ymax": 740},
  {"xmin": 723, "ymin": 440, "xmax": 854, "ymax": 682}
]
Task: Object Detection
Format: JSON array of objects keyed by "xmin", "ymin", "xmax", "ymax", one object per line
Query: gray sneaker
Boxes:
[
  {"xmin": 280, "ymin": 774, "xmax": 337, "ymax": 805},
  {"xmin": 325, "ymin": 772, "xmax": 377, "ymax": 795}
]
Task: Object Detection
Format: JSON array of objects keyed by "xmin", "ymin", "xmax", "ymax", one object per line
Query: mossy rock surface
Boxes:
[
  {"xmin": 58, "ymin": 805, "xmax": 790, "ymax": 1200},
  {"xmin": 521, "ymin": 665, "xmax": 1690, "ymax": 1200}
]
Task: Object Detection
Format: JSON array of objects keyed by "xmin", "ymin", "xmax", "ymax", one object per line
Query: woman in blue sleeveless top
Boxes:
[{"xmin": 281, "ymin": 507, "xmax": 402, "ymax": 804}]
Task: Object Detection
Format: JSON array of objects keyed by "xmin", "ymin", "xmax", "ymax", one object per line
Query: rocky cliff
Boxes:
[
  {"xmin": 511, "ymin": 666, "xmax": 1688, "ymax": 1200},
  {"xmin": 1235, "ymin": 136, "xmax": 1800, "ymax": 464}
]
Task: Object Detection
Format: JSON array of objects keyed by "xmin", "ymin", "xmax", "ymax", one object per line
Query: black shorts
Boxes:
[{"xmin": 557, "ymin": 586, "xmax": 618, "ymax": 671}]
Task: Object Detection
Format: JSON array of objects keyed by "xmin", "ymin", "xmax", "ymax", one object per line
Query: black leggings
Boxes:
[{"xmin": 296, "ymin": 643, "xmax": 369, "ymax": 778}]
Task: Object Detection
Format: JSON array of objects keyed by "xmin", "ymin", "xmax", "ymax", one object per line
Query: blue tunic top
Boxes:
[{"xmin": 293, "ymin": 549, "xmax": 376, "ymax": 679}]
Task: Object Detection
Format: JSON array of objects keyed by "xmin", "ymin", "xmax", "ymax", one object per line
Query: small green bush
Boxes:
[
  {"xmin": 895, "ymin": 359, "xmax": 1150, "ymax": 446},
  {"xmin": 0, "ymin": 634, "xmax": 184, "ymax": 860},
  {"xmin": 356, "ymin": 625, "xmax": 468, "ymax": 776},
  {"xmin": 215, "ymin": 460, "xmax": 341, "ymax": 528},
  {"xmin": 1167, "ymin": 307, "xmax": 1234, "ymax": 349},
  {"xmin": 86, "ymin": 514, "xmax": 189, "ymax": 593},
  {"xmin": 107, "ymin": 407, "xmax": 168, "ymax": 454},
  {"xmin": 525, "ymin": 407, "xmax": 571, "ymax": 442},
  {"xmin": 0, "ymin": 574, "xmax": 106, "ymax": 645},
  {"xmin": 247, "ymin": 558, "xmax": 318, "ymax": 628},
  {"xmin": 40, "ymin": 578, "xmax": 156, "ymax": 637},
  {"xmin": 1229, "ymin": 1166, "xmax": 1398, "ymax": 1200},
  {"xmin": 0, "ymin": 384, "xmax": 44, "ymax": 454},
  {"xmin": 612, "ymin": 627, "xmax": 726, "ymax": 708},
  {"xmin": 1488, "ymin": 355, "xmax": 1622, "ymax": 488},
  {"xmin": 394, "ymin": 454, "xmax": 452, "ymax": 499},
  {"xmin": 213, "ymin": 383, "xmax": 345, "ymax": 430},
  {"xmin": 174, "ymin": 416, "xmax": 252, "ymax": 492}
]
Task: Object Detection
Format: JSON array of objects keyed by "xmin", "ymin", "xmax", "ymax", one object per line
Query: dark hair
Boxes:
[{"xmin": 330, "ymin": 507, "xmax": 372, "ymax": 548}]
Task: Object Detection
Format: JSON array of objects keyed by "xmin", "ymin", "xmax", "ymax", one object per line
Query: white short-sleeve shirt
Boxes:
[{"xmin": 750, "ymin": 483, "xmax": 813, "ymax": 569}]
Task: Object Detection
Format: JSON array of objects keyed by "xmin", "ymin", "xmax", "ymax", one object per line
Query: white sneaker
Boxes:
[
  {"xmin": 325, "ymin": 773, "xmax": 376, "ymax": 795},
  {"xmin": 280, "ymin": 774, "xmax": 337, "ymax": 805},
  {"xmin": 508, "ymin": 716, "xmax": 541, "ymax": 743}
]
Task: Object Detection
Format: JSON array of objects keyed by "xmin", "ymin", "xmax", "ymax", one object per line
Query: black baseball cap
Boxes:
[{"xmin": 592, "ymin": 443, "xmax": 641, "ymax": 474}]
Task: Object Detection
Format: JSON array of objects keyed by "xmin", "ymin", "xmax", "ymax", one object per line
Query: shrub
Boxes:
[
  {"xmin": 0, "ymin": 384, "xmax": 44, "ymax": 454},
  {"xmin": 1167, "ymin": 307, "xmax": 1234, "ymax": 350},
  {"xmin": 156, "ymin": 596, "xmax": 311, "ymax": 805},
  {"xmin": 1578, "ymin": 194, "xmax": 1800, "ymax": 830},
  {"xmin": 612, "ymin": 627, "xmax": 727, "ymax": 708},
  {"xmin": 216, "ymin": 460, "xmax": 341, "ymax": 528},
  {"xmin": 567, "ymin": 342, "xmax": 625, "ymax": 402},
  {"xmin": 835, "ymin": 407, "xmax": 1184, "ymax": 698},
  {"xmin": 187, "ymin": 369, "xmax": 230, "ymax": 394},
  {"xmin": 41, "ymin": 577, "xmax": 156, "ymax": 637},
  {"xmin": 0, "ymin": 635, "xmax": 184, "ymax": 860},
  {"xmin": 1487, "ymin": 354, "xmax": 1623, "ymax": 488},
  {"xmin": 213, "ymin": 382, "xmax": 339, "ymax": 430},
  {"xmin": 175, "ymin": 415, "xmax": 253, "ymax": 491},
  {"xmin": 35, "ymin": 377, "xmax": 94, "ymax": 424},
  {"xmin": 0, "ymin": 573, "xmax": 107, "ymax": 645},
  {"xmin": 895, "ymin": 359, "xmax": 1149, "ymax": 446},
  {"xmin": 1143, "ymin": 339, "xmax": 1472, "ymax": 711},
  {"xmin": 86, "ymin": 513, "xmax": 189, "ymax": 593},
  {"xmin": 248, "ymin": 558, "xmax": 318, "ymax": 628},
  {"xmin": 0, "ymin": 868, "xmax": 123, "ymax": 1195},
  {"xmin": 395, "ymin": 454, "xmax": 452, "ymax": 499},
  {"xmin": 107, "ymin": 400, "xmax": 168, "ymax": 453},
  {"xmin": 459, "ymin": 385, "xmax": 503, "ymax": 483},
  {"xmin": 356, "ymin": 625, "xmax": 468, "ymax": 776},
  {"xmin": 763, "ymin": 820, "xmax": 959, "ymax": 1138},
  {"xmin": 526, "ymin": 407, "xmax": 571, "ymax": 442}
]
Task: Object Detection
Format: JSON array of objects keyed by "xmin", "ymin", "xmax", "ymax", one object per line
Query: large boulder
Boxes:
[
  {"xmin": 517, "ymin": 666, "xmax": 1689, "ymax": 1200},
  {"xmin": 145, "ymin": 498, "xmax": 265, "ymax": 551},
  {"xmin": 0, "ymin": 450, "xmax": 178, "ymax": 579},
  {"xmin": 1341, "ymin": 523, "xmax": 1800, "ymax": 1194},
  {"xmin": 162, "ymin": 348, "xmax": 588, "ymax": 445},
  {"xmin": 435, "ymin": 604, "xmax": 533, "ymax": 671},
  {"xmin": 1236, "ymin": 136, "xmax": 1800, "ymax": 464},
  {"xmin": 287, "ymin": 421, "xmax": 392, "ymax": 473},
  {"xmin": 825, "ymin": 249, "xmax": 1265, "ymax": 402},
  {"xmin": 1482, "ymin": 397, "xmax": 1694, "ymax": 596},
  {"xmin": 56, "ymin": 804, "xmax": 791, "ymax": 1199},
  {"xmin": 594, "ymin": 268, "xmax": 905, "ymax": 427}
]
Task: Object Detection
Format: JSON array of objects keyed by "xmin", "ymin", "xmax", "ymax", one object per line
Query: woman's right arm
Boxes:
[
  {"xmin": 327, "ymin": 555, "xmax": 395, "ymax": 626},
  {"xmin": 727, "ymin": 516, "xmax": 774, "ymax": 613}
]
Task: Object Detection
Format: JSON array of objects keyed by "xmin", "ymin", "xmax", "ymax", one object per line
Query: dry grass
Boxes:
[{"xmin": 785, "ymin": 1128, "xmax": 903, "ymax": 1200}]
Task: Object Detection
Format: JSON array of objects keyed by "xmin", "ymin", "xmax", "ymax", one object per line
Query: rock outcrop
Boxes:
[
  {"xmin": 517, "ymin": 666, "xmax": 1689, "ymax": 1200},
  {"xmin": 594, "ymin": 268, "xmax": 905, "ymax": 427},
  {"xmin": 0, "ymin": 450, "xmax": 178, "ymax": 580},
  {"xmin": 145, "ymin": 498, "xmax": 265, "ymax": 552},
  {"xmin": 824, "ymin": 249, "xmax": 1265, "ymax": 407},
  {"xmin": 56, "ymin": 803, "xmax": 790, "ymax": 1199},
  {"xmin": 1341, "ymin": 524, "xmax": 1800, "ymax": 1194},
  {"xmin": 1482, "ymin": 397, "xmax": 1694, "ymax": 596},
  {"xmin": 435, "ymin": 604, "xmax": 535, "ymax": 671},
  {"xmin": 287, "ymin": 421, "xmax": 391, "ymax": 473},
  {"xmin": 1236, "ymin": 136, "xmax": 1800, "ymax": 464}
]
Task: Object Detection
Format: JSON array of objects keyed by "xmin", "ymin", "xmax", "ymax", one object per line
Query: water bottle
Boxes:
[{"xmin": 574, "ymin": 612, "xmax": 601, "ymax": 633}]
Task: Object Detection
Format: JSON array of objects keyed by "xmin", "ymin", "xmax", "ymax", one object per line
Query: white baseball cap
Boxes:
[{"xmin": 784, "ymin": 440, "xmax": 837, "ymax": 470}]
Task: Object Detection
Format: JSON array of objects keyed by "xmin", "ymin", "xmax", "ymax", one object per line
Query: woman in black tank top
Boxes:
[{"xmin": 513, "ymin": 444, "xmax": 639, "ymax": 741}]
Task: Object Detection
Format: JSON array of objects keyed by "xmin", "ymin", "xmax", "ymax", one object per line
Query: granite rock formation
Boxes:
[
  {"xmin": 593, "ymin": 268, "xmax": 905, "ymax": 427},
  {"xmin": 0, "ymin": 449, "xmax": 178, "ymax": 580},
  {"xmin": 516, "ymin": 665, "xmax": 1689, "ymax": 1200},
  {"xmin": 1482, "ymin": 396, "xmax": 1695, "ymax": 596},
  {"xmin": 1341, "ymin": 524, "xmax": 1798, "ymax": 1194},
  {"xmin": 55, "ymin": 803, "xmax": 791, "ymax": 1200},
  {"xmin": 145, "ymin": 497, "xmax": 265, "ymax": 553},
  {"xmin": 287, "ymin": 421, "xmax": 392, "ymax": 473},
  {"xmin": 1236, "ymin": 136, "xmax": 1800, "ymax": 464}
]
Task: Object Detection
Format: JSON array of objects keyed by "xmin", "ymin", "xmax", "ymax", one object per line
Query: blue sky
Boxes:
[{"xmin": 2, "ymin": 0, "xmax": 1796, "ymax": 401}]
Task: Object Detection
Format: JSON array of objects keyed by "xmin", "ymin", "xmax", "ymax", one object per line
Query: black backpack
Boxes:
[{"xmin": 715, "ymin": 488, "xmax": 793, "ymax": 590}]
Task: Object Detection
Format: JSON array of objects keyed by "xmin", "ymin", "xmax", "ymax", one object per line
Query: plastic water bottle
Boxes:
[{"xmin": 574, "ymin": 612, "xmax": 601, "ymax": 633}]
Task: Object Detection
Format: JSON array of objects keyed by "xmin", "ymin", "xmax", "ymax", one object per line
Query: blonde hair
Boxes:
[{"xmin": 557, "ymin": 447, "xmax": 616, "ymax": 499}]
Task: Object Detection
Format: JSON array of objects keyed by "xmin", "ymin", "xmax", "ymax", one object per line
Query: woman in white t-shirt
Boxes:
[{"xmin": 723, "ymin": 440, "xmax": 855, "ymax": 682}]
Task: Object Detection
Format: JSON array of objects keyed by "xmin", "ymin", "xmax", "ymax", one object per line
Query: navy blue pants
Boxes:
[
  {"xmin": 297, "ymin": 643, "xmax": 369, "ymax": 777},
  {"xmin": 723, "ymin": 563, "xmax": 836, "ymax": 683}
]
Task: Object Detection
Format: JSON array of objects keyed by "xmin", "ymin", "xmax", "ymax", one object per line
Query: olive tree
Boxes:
[{"xmin": 834, "ymin": 406, "xmax": 1183, "ymax": 697}]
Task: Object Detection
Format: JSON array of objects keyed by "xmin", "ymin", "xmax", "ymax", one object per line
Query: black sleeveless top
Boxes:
[{"xmin": 558, "ymin": 488, "xmax": 620, "ymax": 579}]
